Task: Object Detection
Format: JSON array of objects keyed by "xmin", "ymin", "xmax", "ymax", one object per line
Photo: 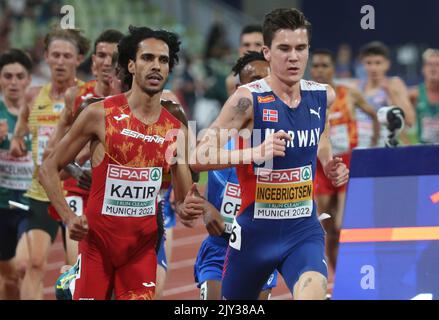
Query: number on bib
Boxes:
[
  {"xmin": 66, "ymin": 196, "xmax": 83, "ymax": 216},
  {"xmin": 229, "ymin": 219, "xmax": 242, "ymax": 251}
]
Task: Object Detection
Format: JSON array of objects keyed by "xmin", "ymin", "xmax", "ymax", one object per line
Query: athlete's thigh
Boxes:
[
  {"xmin": 221, "ymin": 245, "xmax": 275, "ymax": 300},
  {"xmin": 0, "ymin": 261, "xmax": 14, "ymax": 277},
  {"xmin": 13, "ymin": 232, "xmax": 29, "ymax": 276},
  {"xmin": 279, "ymin": 235, "xmax": 327, "ymax": 296},
  {"xmin": 114, "ymin": 246, "xmax": 157, "ymax": 300},
  {"xmin": 73, "ymin": 240, "xmax": 113, "ymax": 300},
  {"xmin": 222, "ymin": 213, "xmax": 278, "ymax": 300}
]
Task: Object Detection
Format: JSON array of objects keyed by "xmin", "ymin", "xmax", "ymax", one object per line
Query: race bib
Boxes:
[
  {"xmin": 102, "ymin": 164, "xmax": 162, "ymax": 217},
  {"xmin": 66, "ymin": 196, "xmax": 83, "ymax": 217},
  {"xmin": 229, "ymin": 218, "xmax": 242, "ymax": 251},
  {"xmin": 219, "ymin": 182, "xmax": 241, "ymax": 234},
  {"xmin": 421, "ymin": 117, "xmax": 439, "ymax": 143},
  {"xmin": 37, "ymin": 126, "xmax": 55, "ymax": 165},
  {"xmin": 254, "ymin": 165, "xmax": 313, "ymax": 219},
  {"xmin": 0, "ymin": 150, "xmax": 33, "ymax": 190},
  {"xmin": 330, "ymin": 124, "xmax": 350, "ymax": 155}
]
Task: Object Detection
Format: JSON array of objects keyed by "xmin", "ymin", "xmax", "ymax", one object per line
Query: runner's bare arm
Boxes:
[
  {"xmin": 171, "ymin": 125, "xmax": 205, "ymax": 226},
  {"xmin": 408, "ymin": 86, "xmax": 419, "ymax": 106},
  {"xmin": 190, "ymin": 87, "xmax": 255, "ymax": 172},
  {"xmin": 9, "ymin": 87, "xmax": 40, "ymax": 157},
  {"xmin": 162, "ymin": 99, "xmax": 188, "ymax": 126},
  {"xmin": 318, "ymin": 86, "xmax": 349, "ymax": 187},
  {"xmin": 317, "ymin": 86, "xmax": 336, "ymax": 167},
  {"xmin": 387, "ymin": 77, "xmax": 415, "ymax": 127},
  {"xmin": 351, "ymin": 87, "xmax": 380, "ymax": 147},
  {"xmin": 39, "ymin": 102, "xmax": 104, "ymax": 224}
]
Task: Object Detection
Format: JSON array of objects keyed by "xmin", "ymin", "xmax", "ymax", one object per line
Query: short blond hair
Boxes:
[
  {"xmin": 422, "ymin": 48, "xmax": 439, "ymax": 63},
  {"xmin": 44, "ymin": 26, "xmax": 90, "ymax": 56}
]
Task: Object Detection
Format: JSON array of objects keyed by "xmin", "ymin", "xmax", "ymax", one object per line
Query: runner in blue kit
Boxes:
[
  {"xmin": 193, "ymin": 51, "xmax": 277, "ymax": 300},
  {"xmin": 191, "ymin": 8, "xmax": 349, "ymax": 300}
]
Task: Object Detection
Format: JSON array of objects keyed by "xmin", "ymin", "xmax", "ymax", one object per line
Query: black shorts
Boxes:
[
  {"xmin": 0, "ymin": 208, "xmax": 28, "ymax": 261},
  {"xmin": 26, "ymin": 198, "xmax": 59, "ymax": 243}
]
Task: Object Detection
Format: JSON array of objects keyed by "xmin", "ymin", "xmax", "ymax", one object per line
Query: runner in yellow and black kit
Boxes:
[{"xmin": 10, "ymin": 27, "xmax": 90, "ymax": 300}]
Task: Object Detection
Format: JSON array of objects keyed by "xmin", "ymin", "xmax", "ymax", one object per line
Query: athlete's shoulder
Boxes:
[
  {"xmin": 65, "ymin": 86, "xmax": 80, "ymax": 103},
  {"xmin": 71, "ymin": 99, "xmax": 105, "ymax": 132},
  {"xmin": 300, "ymin": 79, "xmax": 327, "ymax": 91},
  {"xmin": 161, "ymin": 104, "xmax": 184, "ymax": 129},
  {"xmin": 24, "ymin": 86, "xmax": 43, "ymax": 112},
  {"xmin": 26, "ymin": 85, "xmax": 43, "ymax": 102},
  {"xmin": 240, "ymin": 78, "xmax": 272, "ymax": 94},
  {"xmin": 102, "ymin": 93, "xmax": 128, "ymax": 107},
  {"xmin": 161, "ymin": 89, "xmax": 180, "ymax": 104},
  {"xmin": 325, "ymin": 84, "xmax": 336, "ymax": 106},
  {"xmin": 161, "ymin": 100, "xmax": 187, "ymax": 127},
  {"xmin": 388, "ymin": 76, "xmax": 408, "ymax": 89}
]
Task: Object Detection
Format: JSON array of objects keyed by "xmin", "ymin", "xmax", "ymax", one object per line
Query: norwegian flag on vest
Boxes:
[{"xmin": 263, "ymin": 109, "xmax": 278, "ymax": 122}]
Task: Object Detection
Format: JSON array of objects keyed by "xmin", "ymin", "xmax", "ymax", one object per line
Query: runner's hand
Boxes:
[
  {"xmin": 10, "ymin": 137, "xmax": 27, "ymax": 157},
  {"xmin": 66, "ymin": 215, "xmax": 88, "ymax": 241},
  {"xmin": 254, "ymin": 130, "xmax": 291, "ymax": 164},
  {"xmin": 176, "ymin": 183, "xmax": 205, "ymax": 227},
  {"xmin": 323, "ymin": 157, "xmax": 350, "ymax": 187},
  {"xmin": 203, "ymin": 204, "xmax": 225, "ymax": 236}
]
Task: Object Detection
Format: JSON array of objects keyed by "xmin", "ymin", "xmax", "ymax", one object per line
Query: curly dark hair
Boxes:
[
  {"xmin": 117, "ymin": 25, "xmax": 180, "ymax": 82},
  {"xmin": 232, "ymin": 51, "xmax": 266, "ymax": 77}
]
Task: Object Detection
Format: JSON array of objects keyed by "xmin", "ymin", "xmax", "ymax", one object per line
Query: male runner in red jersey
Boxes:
[{"xmin": 39, "ymin": 26, "xmax": 203, "ymax": 300}]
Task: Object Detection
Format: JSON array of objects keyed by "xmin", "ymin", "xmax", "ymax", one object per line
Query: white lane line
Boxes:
[
  {"xmin": 163, "ymin": 283, "xmax": 198, "ymax": 296},
  {"xmin": 271, "ymin": 293, "xmax": 292, "ymax": 300},
  {"xmin": 172, "ymin": 234, "xmax": 206, "ymax": 247},
  {"xmin": 169, "ymin": 258, "xmax": 195, "ymax": 270},
  {"xmin": 47, "ymin": 261, "xmax": 65, "ymax": 272}
]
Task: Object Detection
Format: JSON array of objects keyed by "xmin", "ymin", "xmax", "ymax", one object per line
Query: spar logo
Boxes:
[
  {"xmin": 150, "ymin": 168, "xmax": 161, "ymax": 181},
  {"xmin": 257, "ymin": 166, "xmax": 312, "ymax": 183},
  {"xmin": 301, "ymin": 167, "xmax": 311, "ymax": 181},
  {"xmin": 108, "ymin": 165, "xmax": 161, "ymax": 181},
  {"xmin": 225, "ymin": 182, "xmax": 241, "ymax": 198}
]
